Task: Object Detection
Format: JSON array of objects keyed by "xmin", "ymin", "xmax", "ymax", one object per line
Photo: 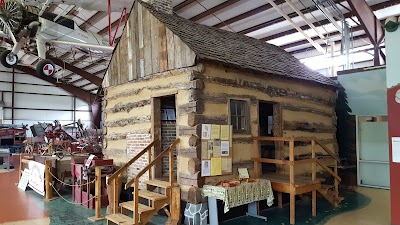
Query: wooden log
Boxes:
[
  {"xmin": 188, "ymin": 135, "xmax": 200, "ymax": 147},
  {"xmin": 189, "ymin": 79, "xmax": 204, "ymax": 90},
  {"xmin": 187, "ymin": 158, "xmax": 201, "ymax": 174},
  {"xmin": 107, "ymin": 99, "xmax": 151, "ymax": 113},
  {"xmin": 178, "ymin": 100, "xmax": 205, "ymax": 115},
  {"xmin": 283, "ymin": 121, "xmax": 336, "ymax": 133},
  {"xmin": 187, "ymin": 113, "xmax": 228, "ymax": 127},
  {"xmin": 187, "ymin": 186, "xmax": 203, "ymax": 204},
  {"xmin": 178, "ymin": 125, "xmax": 201, "ymax": 136},
  {"xmin": 104, "ymin": 116, "xmax": 151, "ymax": 127},
  {"xmin": 282, "ymin": 103, "xmax": 334, "ymax": 118},
  {"xmin": 177, "ymin": 146, "xmax": 201, "ymax": 159}
]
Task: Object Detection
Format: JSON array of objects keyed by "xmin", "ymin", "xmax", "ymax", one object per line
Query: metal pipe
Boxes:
[
  {"xmin": 49, "ymin": 40, "xmax": 114, "ymax": 51},
  {"xmin": 267, "ymin": 0, "xmax": 325, "ymax": 54},
  {"xmin": 11, "ymin": 69, "xmax": 14, "ymax": 124},
  {"xmin": 285, "ymin": 0, "xmax": 325, "ymax": 40}
]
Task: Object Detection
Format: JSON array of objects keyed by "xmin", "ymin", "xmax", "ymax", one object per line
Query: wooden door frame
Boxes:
[{"xmin": 151, "ymin": 97, "xmax": 163, "ymax": 178}]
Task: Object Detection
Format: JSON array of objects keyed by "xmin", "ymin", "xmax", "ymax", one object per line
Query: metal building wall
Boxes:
[{"xmin": 0, "ymin": 67, "xmax": 92, "ymax": 137}]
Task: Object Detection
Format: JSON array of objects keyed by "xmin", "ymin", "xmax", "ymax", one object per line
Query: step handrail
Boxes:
[
  {"xmin": 127, "ymin": 138, "xmax": 180, "ymax": 225},
  {"xmin": 315, "ymin": 159, "xmax": 341, "ymax": 182},
  {"xmin": 107, "ymin": 138, "xmax": 160, "ymax": 185},
  {"xmin": 314, "ymin": 139, "xmax": 340, "ymax": 163},
  {"xmin": 125, "ymin": 138, "xmax": 180, "ymax": 189}
]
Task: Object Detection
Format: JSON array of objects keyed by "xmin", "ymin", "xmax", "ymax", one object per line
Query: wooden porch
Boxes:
[{"xmin": 253, "ymin": 136, "xmax": 342, "ymax": 225}]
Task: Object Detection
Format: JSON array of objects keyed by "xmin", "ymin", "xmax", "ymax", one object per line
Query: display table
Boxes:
[
  {"xmin": 0, "ymin": 148, "xmax": 10, "ymax": 170},
  {"xmin": 202, "ymin": 179, "xmax": 274, "ymax": 224}
]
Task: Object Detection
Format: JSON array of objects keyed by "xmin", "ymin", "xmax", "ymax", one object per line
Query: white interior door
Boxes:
[{"xmin": 357, "ymin": 116, "xmax": 390, "ymax": 189}]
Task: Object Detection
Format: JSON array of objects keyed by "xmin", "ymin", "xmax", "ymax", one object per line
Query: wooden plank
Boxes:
[
  {"xmin": 119, "ymin": 33, "xmax": 128, "ymax": 83},
  {"xmin": 142, "ymin": 7, "xmax": 152, "ymax": 76},
  {"xmin": 133, "ymin": 4, "xmax": 139, "ymax": 80},
  {"xmin": 294, "ymin": 158, "xmax": 316, "ymax": 165},
  {"xmin": 253, "ymin": 140, "xmax": 260, "ymax": 178},
  {"xmin": 159, "ymin": 21, "xmax": 168, "ymax": 72},
  {"xmin": 180, "ymin": 39, "xmax": 187, "ymax": 68},
  {"xmin": 311, "ymin": 139, "xmax": 316, "ymax": 216},
  {"xmin": 138, "ymin": 190, "xmax": 168, "ymax": 201},
  {"xmin": 252, "ymin": 157, "xmax": 289, "ymax": 165},
  {"xmin": 252, "ymin": 136, "xmax": 291, "ymax": 141},
  {"xmin": 151, "ymin": 98, "xmax": 162, "ymax": 178},
  {"xmin": 88, "ymin": 167, "xmax": 105, "ymax": 221},
  {"xmin": 174, "ymin": 36, "xmax": 183, "ymax": 68},
  {"xmin": 289, "ymin": 139, "xmax": 295, "ymax": 225},
  {"xmin": 150, "ymin": 13, "xmax": 160, "ymax": 74},
  {"xmin": 145, "ymin": 179, "xmax": 171, "ymax": 188},
  {"xmin": 273, "ymin": 103, "xmax": 284, "ymax": 173},
  {"xmin": 278, "ymin": 192, "xmax": 283, "ymax": 208},
  {"xmin": 270, "ymin": 182, "xmax": 291, "ymax": 193},
  {"xmin": 295, "ymin": 183, "xmax": 320, "ymax": 195},
  {"xmin": 166, "ymin": 28, "xmax": 175, "ymax": 70},
  {"xmin": 171, "ymin": 187, "xmax": 181, "ymax": 223},
  {"xmin": 45, "ymin": 160, "xmax": 52, "ymax": 201},
  {"xmin": 334, "ymin": 160, "xmax": 339, "ymax": 206}
]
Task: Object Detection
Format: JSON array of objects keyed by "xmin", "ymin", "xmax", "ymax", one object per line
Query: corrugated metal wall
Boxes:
[{"xmin": 0, "ymin": 66, "xmax": 92, "ymax": 137}]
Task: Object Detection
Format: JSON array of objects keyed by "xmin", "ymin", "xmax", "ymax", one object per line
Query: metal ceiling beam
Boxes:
[
  {"xmin": 94, "ymin": 69, "xmax": 107, "ymax": 76},
  {"xmin": 69, "ymin": 77, "xmax": 86, "ymax": 85},
  {"xmin": 174, "ymin": 0, "xmax": 197, "ymax": 11},
  {"xmin": 260, "ymin": 1, "xmax": 399, "ymax": 42},
  {"xmin": 346, "ymin": 0, "xmax": 384, "ymax": 45},
  {"xmin": 190, "ymin": 0, "xmax": 241, "ymax": 21},
  {"xmin": 79, "ymin": 12, "xmax": 107, "ymax": 31},
  {"xmin": 97, "ymin": 13, "xmax": 130, "ymax": 35},
  {"xmin": 15, "ymin": 65, "xmax": 96, "ymax": 104},
  {"xmin": 48, "ymin": 57, "xmax": 103, "ymax": 86},
  {"xmin": 213, "ymin": 0, "xmax": 286, "ymax": 29},
  {"xmin": 280, "ymin": 26, "xmax": 363, "ymax": 49}
]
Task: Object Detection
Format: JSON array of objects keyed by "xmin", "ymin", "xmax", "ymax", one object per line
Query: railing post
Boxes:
[
  {"xmin": 289, "ymin": 138, "xmax": 295, "ymax": 225},
  {"xmin": 148, "ymin": 147, "xmax": 152, "ymax": 180},
  {"xmin": 311, "ymin": 139, "xmax": 316, "ymax": 217},
  {"xmin": 253, "ymin": 139, "xmax": 260, "ymax": 178},
  {"xmin": 169, "ymin": 146, "xmax": 174, "ymax": 187},
  {"xmin": 88, "ymin": 167, "xmax": 105, "ymax": 221},
  {"xmin": 113, "ymin": 177, "xmax": 118, "ymax": 214},
  {"xmin": 334, "ymin": 159, "xmax": 339, "ymax": 206},
  {"xmin": 134, "ymin": 179, "xmax": 139, "ymax": 225},
  {"xmin": 45, "ymin": 160, "xmax": 53, "ymax": 201}
]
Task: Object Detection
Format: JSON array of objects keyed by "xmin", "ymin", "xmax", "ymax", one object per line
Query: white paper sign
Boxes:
[
  {"xmin": 85, "ymin": 154, "xmax": 96, "ymax": 167},
  {"xmin": 392, "ymin": 137, "xmax": 400, "ymax": 163},
  {"xmin": 201, "ymin": 124, "xmax": 211, "ymax": 140},
  {"xmin": 221, "ymin": 141, "xmax": 230, "ymax": 156},
  {"xmin": 201, "ymin": 160, "xmax": 211, "ymax": 177},
  {"xmin": 28, "ymin": 161, "xmax": 46, "ymax": 196},
  {"xmin": 166, "ymin": 109, "xmax": 176, "ymax": 120},
  {"xmin": 18, "ymin": 169, "xmax": 31, "ymax": 191}
]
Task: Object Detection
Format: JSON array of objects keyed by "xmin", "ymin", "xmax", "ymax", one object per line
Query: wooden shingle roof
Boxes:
[{"xmin": 143, "ymin": 3, "xmax": 336, "ymax": 87}]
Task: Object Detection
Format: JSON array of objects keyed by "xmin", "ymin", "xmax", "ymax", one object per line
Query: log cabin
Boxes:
[{"xmin": 102, "ymin": 0, "xmax": 338, "ymax": 223}]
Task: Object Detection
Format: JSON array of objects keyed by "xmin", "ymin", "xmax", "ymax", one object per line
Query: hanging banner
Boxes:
[{"xmin": 28, "ymin": 161, "xmax": 46, "ymax": 196}]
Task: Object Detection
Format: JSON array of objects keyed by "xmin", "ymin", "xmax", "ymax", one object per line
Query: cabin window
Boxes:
[{"xmin": 230, "ymin": 100, "xmax": 250, "ymax": 133}]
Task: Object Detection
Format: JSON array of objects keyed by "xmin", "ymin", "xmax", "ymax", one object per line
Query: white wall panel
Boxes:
[
  {"xmin": 13, "ymin": 93, "xmax": 73, "ymax": 110},
  {"xmin": 76, "ymin": 98, "xmax": 90, "ymax": 111},
  {"xmin": 14, "ymin": 84, "xmax": 71, "ymax": 96}
]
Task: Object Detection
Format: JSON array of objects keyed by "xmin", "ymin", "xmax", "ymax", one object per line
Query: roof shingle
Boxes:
[{"xmin": 143, "ymin": 3, "xmax": 336, "ymax": 87}]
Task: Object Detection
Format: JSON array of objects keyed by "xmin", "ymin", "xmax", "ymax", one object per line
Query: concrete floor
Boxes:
[{"xmin": 0, "ymin": 156, "xmax": 391, "ymax": 225}]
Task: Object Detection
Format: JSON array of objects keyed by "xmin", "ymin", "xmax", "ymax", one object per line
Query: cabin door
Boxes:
[
  {"xmin": 151, "ymin": 95, "xmax": 177, "ymax": 179},
  {"xmin": 259, "ymin": 101, "xmax": 277, "ymax": 173}
]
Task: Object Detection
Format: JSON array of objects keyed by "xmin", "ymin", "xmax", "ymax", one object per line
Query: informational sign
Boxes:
[
  {"xmin": 201, "ymin": 160, "xmax": 211, "ymax": 177},
  {"xmin": 221, "ymin": 141, "xmax": 229, "ymax": 156},
  {"xmin": 211, "ymin": 157, "xmax": 222, "ymax": 176},
  {"xmin": 85, "ymin": 154, "xmax": 96, "ymax": 167},
  {"xmin": 392, "ymin": 137, "xmax": 400, "ymax": 163},
  {"xmin": 28, "ymin": 161, "xmax": 45, "ymax": 196},
  {"xmin": 18, "ymin": 169, "xmax": 31, "ymax": 191},
  {"xmin": 201, "ymin": 124, "xmax": 211, "ymax": 140}
]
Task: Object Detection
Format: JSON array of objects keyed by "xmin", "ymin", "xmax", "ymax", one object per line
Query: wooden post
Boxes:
[
  {"xmin": 88, "ymin": 167, "xmax": 105, "ymax": 221},
  {"xmin": 45, "ymin": 160, "xmax": 53, "ymax": 201},
  {"xmin": 113, "ymin": 177, "xmax": 119, "ymax": 214},
  {"xmin": 134, "ymin": 180, "xmax": 139, "ymax": 225},
  {"xmin": 253, "ymin": 139, "xmax": 260, "ymax": 178},
  {"xmin": 148, "ymin": 147, "xmax": 152, "ymax": 180},
  {"xmin": 334, "ymin": 160, "xmax": 339, "ymax": 207},
  {"xmin": 289, "ymin": 139, "xmax": 295, "ymax": 225},
  {"xmin": 169, "ymin": 146, "xmax": 174, "ymax": 188},
  {"xmin": 19, "ymin": 153, "xmax": 23, "ymax": 180},
  {"xmin": 311, "ymin": 140, "xmax": 316, "ymax": 217},
  {"xmin": 278, "ymin": 192, "xmax": 283, "ymax": 208},
  {"xmin": 171, "ymin": 187, "xmax": 181, "ymax": 223}
]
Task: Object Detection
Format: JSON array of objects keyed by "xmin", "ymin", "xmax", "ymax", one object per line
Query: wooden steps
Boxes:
[
  {"xmin": 120, "ymin": 202, "xmax": 154, "ymax": 213},
  {"xmin": 106, "ymin": 213, "xmax": 134, "ymax": 225},
  {"xmin": 145, "ymin": 179, "xmax": 171, "ymax": 188},
  {"xmin": 137, "ymin": 189, "xmax": 168, "ymax": 201},
  {"xmin": 318, "ymin": 187, "xmax": 344, "ymax": 207}
]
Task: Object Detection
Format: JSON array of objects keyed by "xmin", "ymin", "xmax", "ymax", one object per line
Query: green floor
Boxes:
[{"xmin": 27, "ymin": 190, "xmax": 370, "ymax": 225}]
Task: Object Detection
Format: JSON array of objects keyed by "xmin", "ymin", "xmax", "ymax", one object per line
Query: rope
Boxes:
[
  {"xmin": 48, "ymin": 170, "xmax": 95, "ymax": 187},
  {"xmin": 50, "ymin": 183, "xmax": 108, "ymax": 205}
]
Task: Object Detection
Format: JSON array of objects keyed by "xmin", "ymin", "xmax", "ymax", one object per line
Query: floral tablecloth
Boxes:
[{"xmin": 202, "ymin": 179, "xmax": 274, "ymax": 213}]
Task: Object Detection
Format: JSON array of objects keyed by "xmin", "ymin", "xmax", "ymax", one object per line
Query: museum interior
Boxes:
[{"xmin": 0, "ymin": 0, "xmax": 398, "ymax": 224}]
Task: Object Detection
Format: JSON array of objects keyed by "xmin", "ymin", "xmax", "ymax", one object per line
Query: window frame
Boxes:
[{"xmin": 229, "ymin": 99, "xmax": 251, "ymax": 134}]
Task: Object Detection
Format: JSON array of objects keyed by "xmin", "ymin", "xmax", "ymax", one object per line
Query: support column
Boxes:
[{"xmin": 386, "ymin": 27, "xmax": 400, "ymax": 225}]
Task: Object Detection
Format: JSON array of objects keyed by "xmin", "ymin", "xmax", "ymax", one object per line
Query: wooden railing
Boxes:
[
  {"xmin": 106, "ymin": 138, "xmax": 160, "ymax": 214},
  {"xmin": 125, "ymin": 138, "xmax": 180, "ymax": 225},
  {"xmin": 252, "ymin": 136, "xmax": 341, "ymax": 199}
]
